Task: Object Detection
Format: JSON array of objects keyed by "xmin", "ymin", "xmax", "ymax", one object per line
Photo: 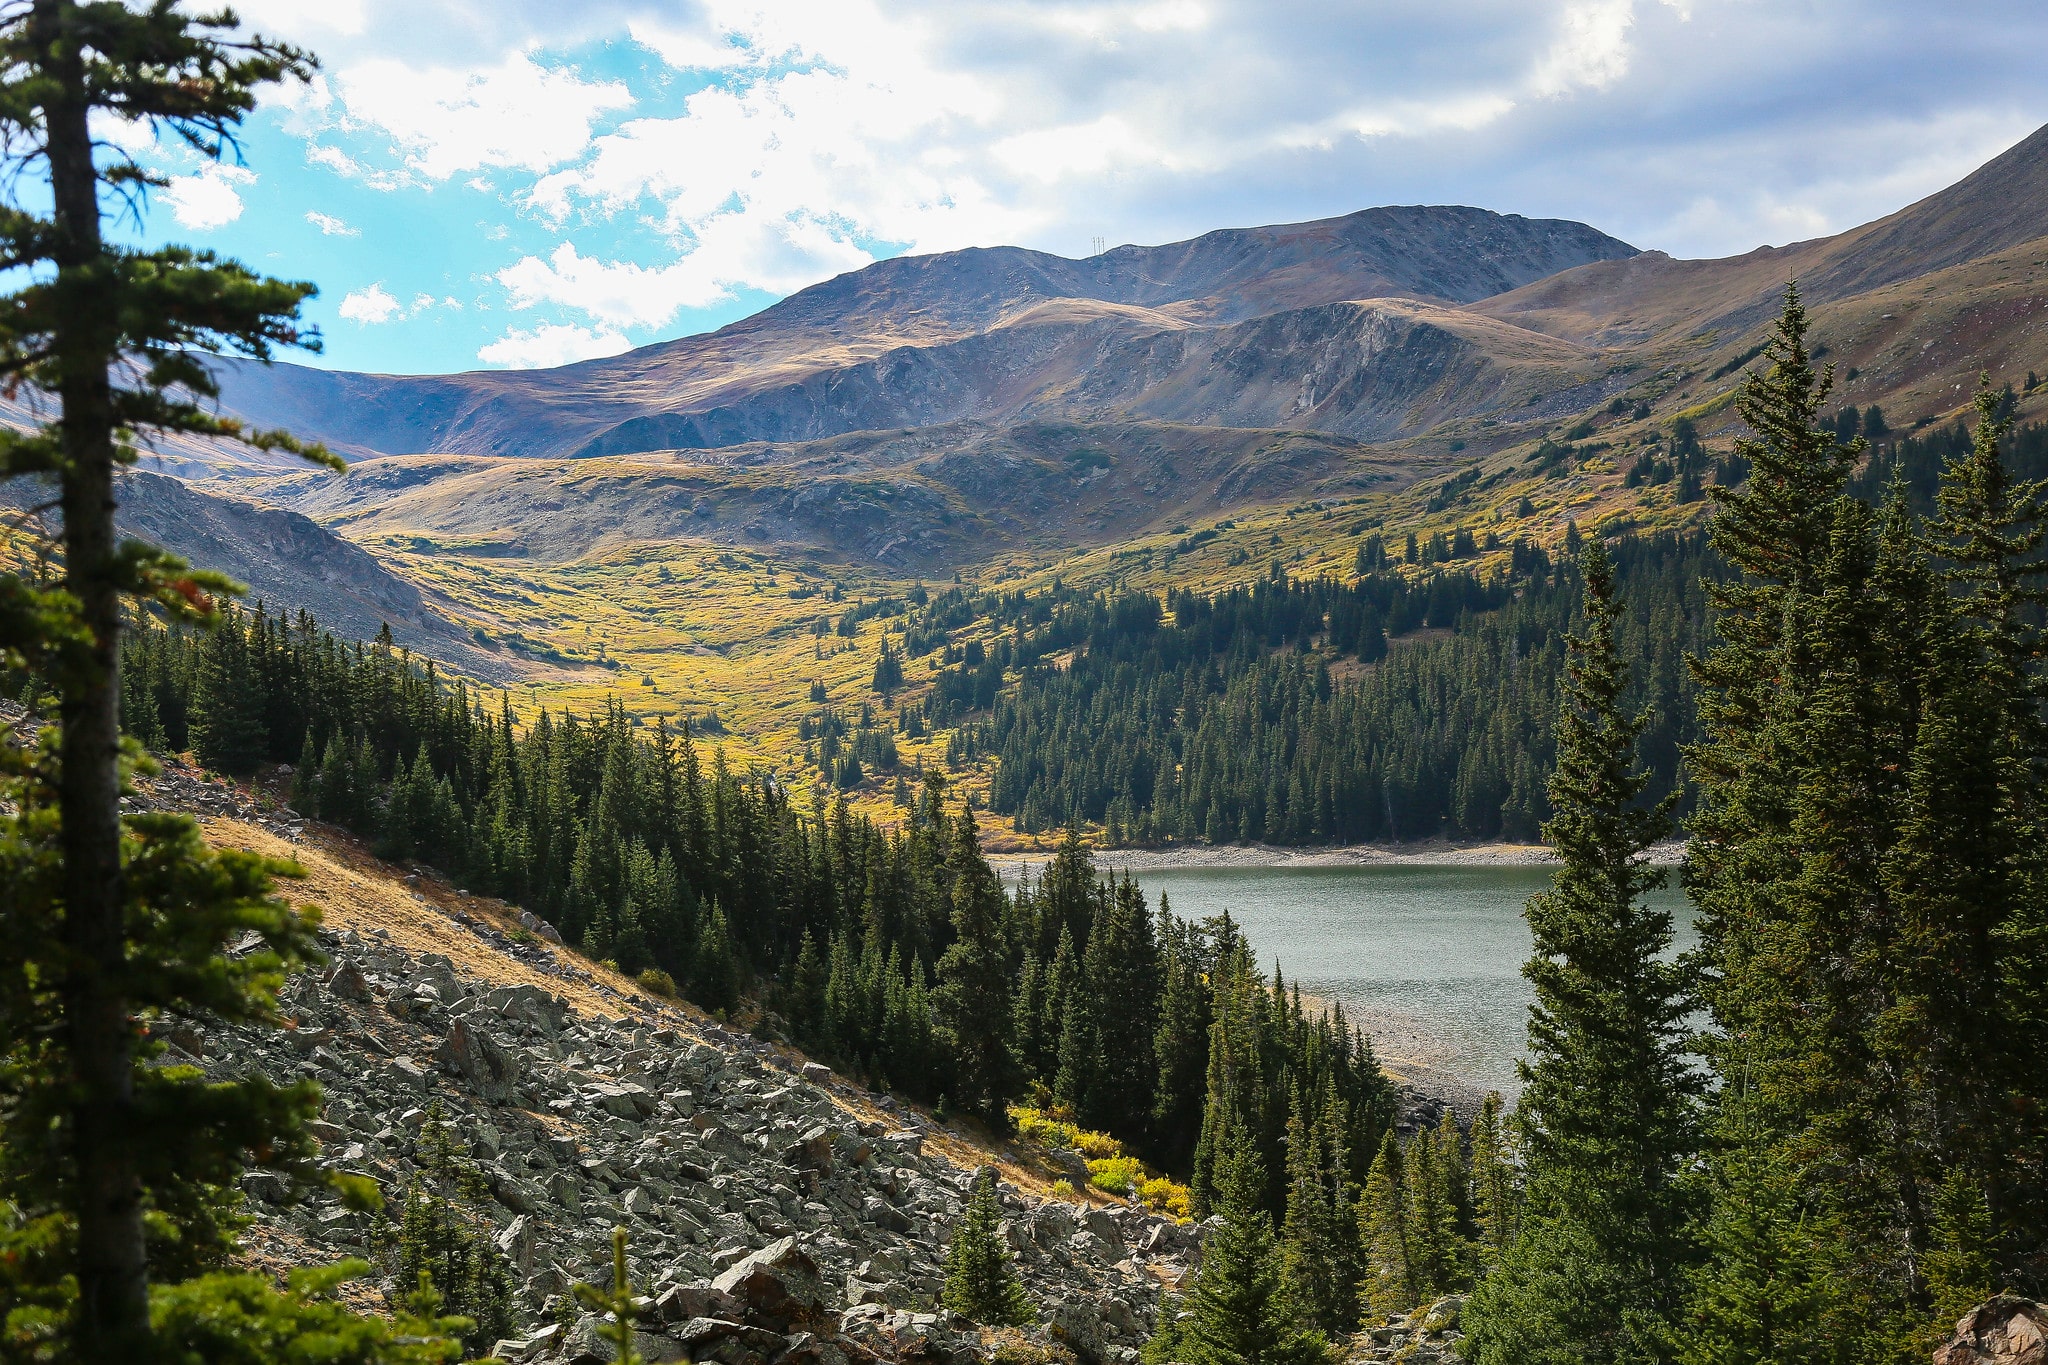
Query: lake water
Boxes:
[{"xmin": 1096, "ymin": 862, "xmax": 1695, "ymax": 1098}]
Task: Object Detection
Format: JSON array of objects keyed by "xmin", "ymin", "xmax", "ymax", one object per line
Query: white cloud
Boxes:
[
  {"xmin": 233, "ymin": 0, "xmax": 369, "ymax": 37},
  {"xmin": 339, "ymin": 285, "xmax": 459, "ymax": 323},
  {"xmin": 305, "ymin": 210, "xmax": 358, "ymax": 236},
  {"xmin": 324, "ymin": 52, "xmax": 632, "ymax": 182},
  {"xmin": 338, "ymin": 283, "xmax": 401, "ymax": 323},
  {"xmin": 478, "ymin": 322, "xmax": 632, "ymax": 368},
  {"xmin": 1529, "ymin": 0, "xmax": 1640, "ymax": 98},
  {"xmin": 160, "ymin": 163, "xmax": 254, "ymax": 231}
]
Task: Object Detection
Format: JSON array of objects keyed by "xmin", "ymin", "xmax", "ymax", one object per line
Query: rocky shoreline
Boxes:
[{"xmin": 995, "ymin": 837, "xmax": 1689, "ymax": 872}]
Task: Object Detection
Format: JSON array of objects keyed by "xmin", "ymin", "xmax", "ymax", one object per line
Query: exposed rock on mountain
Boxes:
[
  {"xmin": 232, "ymin": 421, "xmax": 1410, "ymax": 568},
  {"xmin": 204, "ymin": 206, "xmax": 1636, "ymax": 463},
  {"xmin": 1474, "ymin": 121, "xmax": 2048, "ymax": 354}
]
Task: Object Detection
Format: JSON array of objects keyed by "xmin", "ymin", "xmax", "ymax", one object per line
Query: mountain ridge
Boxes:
[{"xmin": 206, "ymin": 205, "xmax": 1637, "ymax": 463}]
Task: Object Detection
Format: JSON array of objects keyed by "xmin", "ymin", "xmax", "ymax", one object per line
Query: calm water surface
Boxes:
[{"xmin": 1103, "ymin": 863, "xmax": 1695, "ymax": 1096}]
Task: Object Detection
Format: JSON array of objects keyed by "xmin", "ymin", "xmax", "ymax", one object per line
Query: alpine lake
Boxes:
[{"xmin": 1006, "ymin": 861, "xmax": 1697, "ymax": 1101}]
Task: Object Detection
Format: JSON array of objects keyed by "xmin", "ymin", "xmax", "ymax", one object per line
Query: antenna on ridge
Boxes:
[{"xmin": 1090, "ymin": 235, "xmax": 1106, "ymax": 256}]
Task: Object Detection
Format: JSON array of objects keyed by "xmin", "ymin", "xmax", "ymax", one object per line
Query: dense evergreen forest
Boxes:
[
  {"xmin": 912, "ymin": 535, "xmax": 1714, "ymax": 845},
  {"xmin": 898, "ymin": 407, "xmax": 2044, "ymax": 850},
  {"xmin": 109, "ymin": 610, "xmax": 1394, "ymax": 1212}
]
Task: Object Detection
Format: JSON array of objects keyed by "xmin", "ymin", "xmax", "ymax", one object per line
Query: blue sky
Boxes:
[{"xmin": 126, "ymin": 0, "xmax": 2048, "ymax": 376}]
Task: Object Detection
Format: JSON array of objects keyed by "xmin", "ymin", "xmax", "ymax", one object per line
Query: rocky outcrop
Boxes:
[
  {"xmin": 1343, "ymin": 1296, "xmax": 1465, "ymax": 1364},
  {"xmin": 1935, "ymin": 1297, "xmax": 2047, "ymax": 1365},
  {"xmin": 200, "ymin": 918, "xmax": 1185, "ymax": 1365}
]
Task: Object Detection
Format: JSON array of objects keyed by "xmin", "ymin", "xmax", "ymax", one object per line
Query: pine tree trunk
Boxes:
[{"xmin": 38, "ymin": 0, "xmax": 150, "ymax": 1348}]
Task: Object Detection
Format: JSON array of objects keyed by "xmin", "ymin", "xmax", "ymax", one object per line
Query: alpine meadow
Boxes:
[{"xmin": 1, "ymin": 3, "xmax": 2047, "ymax": 1363}]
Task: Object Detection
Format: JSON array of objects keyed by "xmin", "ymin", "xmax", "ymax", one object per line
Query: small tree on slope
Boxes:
[
  {"xmin": 942, "ymin": 1166, "xmax": 1031, "ymax": 1326},
  {"xmin": 1179, "ymin": 1131, "xmax": 1328, "ymax": 1365}
]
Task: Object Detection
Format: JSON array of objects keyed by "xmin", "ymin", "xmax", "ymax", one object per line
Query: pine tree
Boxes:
[
  {"xmin": 1677, "ymin": 1087, "xmax": 1846, "ymax": 1365},
  {"xmin": 1149, "ymin": 903, "xmax": 1212, "ymax": 1173},
  {"xmin": 1468, "ymin": 1092, "xmax": 1520, "ymax": 1272},
  {"xmin": 393, "ymin": 1107, "xmax": 517, "ymax": 1354},
  {"xmin": 1278, "ymin": 1086, "xmax": 1353, "ymax": 1335},
  {"xmin": 933, "ymin": 808, "xmax": 1018, "ymax": 1119},
  {"xmin": 1357, "ymin": 1131, "xmax": 1416, "ymax": 1320},
  {"xmin": 191, "ymin": 610, "xmax": 269, "ymax": 774},
  {"xmin": 1915, "ymin": 378, "xmax": 2048, "ymax": 1268},
  {"xmin": 941, "ymin": 1167, "xmax": 1031, "ymax": 1326},
  {"xmin": 0, "ymin": 2, "xmax": 463, "ymax": 1355},
  {"xmin": 1466, "ymin": 541, "xmax": 1697, "ymax": 1365},
  {"xmin": 1078, "ymin": 874, "xmax": 1161, "ymax": 1139},
  {"xmin": 693, "ymin": 903, "xmax": 741, "ymax": 1013},
  {"xmin": 1183, "ymin": 1133, "xmax": 1328, "ymax": 1365}
]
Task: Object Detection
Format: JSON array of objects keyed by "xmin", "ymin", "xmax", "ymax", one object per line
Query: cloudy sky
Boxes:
[{"xmin": 129, "ymin": 0, "xmax": 2048, "ymax": 374}]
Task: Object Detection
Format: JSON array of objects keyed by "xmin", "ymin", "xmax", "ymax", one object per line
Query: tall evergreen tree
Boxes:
[
  {"xmin": 0, "ymin": 3, "xmax": 469, "ymax": 1357},
  {"xmin": 1357, "ymin": 1131, "xmax": 1417, "ymax": 1320},
  {"xmin": 1466, "ymin": 541, "xmax": 1697, "ymax": 1365},
  {"xmin": 1182, "ymin": 1133, "xmax": 1328, "ymax": 1365},
  {"xmin": 1279, "ymin": 1084, "xmax": 1352, "ymax": 1336},
  {"xmin": 1469, "ymin": 1092, "xmax": 1520, "ymax": 1273},
  {"xmin": 933, "ymin": 810, "xmax": 1017, "ymax": 1119}
]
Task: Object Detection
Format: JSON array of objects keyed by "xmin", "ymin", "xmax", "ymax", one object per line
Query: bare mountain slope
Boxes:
[
  {"xmin": 1, "ymin": 471, "xmax": 508, "ymax": 675},
  {"xmin": 1474, "ymin": 121, "xmax": 2048, "ymax": 351},
  {"xmin": 233, "ymin": 420, "xmax": 1416, "ymax": 569},
  {"xmin": 205, "ymin": 206, "xmax": 1635, "ymax": 462}
]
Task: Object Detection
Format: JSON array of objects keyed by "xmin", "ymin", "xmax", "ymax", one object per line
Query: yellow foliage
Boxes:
[
  {"xmin": 1087, "ymin": 1156, "xmax": 1142, "ymax": 1196},
  {"xmin": 1011, "ymin": 1104, "xmax": 1190, "ymax": 1220},
  {"xmin": 1139, "ymin": 1176, "xmax": 1192, "ymax": 1220},
  {"xmin": 1074, "ymin": 1129, "xmax": 1122, "ymax": 1159}
]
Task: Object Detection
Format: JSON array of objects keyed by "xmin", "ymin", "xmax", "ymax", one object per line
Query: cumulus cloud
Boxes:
[
  {"xmin": 305, "ymin": 210, "xmax": 358, "ymax": 236},
  {"xmin": 478, "ymin": 322, "xmax": 632, "ymax": 368},
  {"xmin": 160, "ymin": 163, "xmax": 254, "ymax": 231},
  {"xmin": 338, "ymin": 283, "xmax": 401, "ymax": 323},
  {"xmin": 284, "ymin": 49, "xmax": 626, "ymax": 187}
]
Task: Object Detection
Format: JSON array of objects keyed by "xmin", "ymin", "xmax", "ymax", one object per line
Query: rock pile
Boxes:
[
  {"xmin": 194, "ymin": 923, "xmax": 1187, "ymax": 1364},
  {"xmin": 1344, "ymin": 1296, "xmax": 1466, "ymax": 1364},
  {"xmin": 1934, "ymin": 1297, "xmax": 2046, "ymax": 1365}
]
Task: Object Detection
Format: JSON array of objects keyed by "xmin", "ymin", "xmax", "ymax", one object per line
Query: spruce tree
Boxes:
[
  {"xmin": 191, "ymin": 609, "xmax": 268, "ymax": 774},
  {"xmin": 941, "ymin": 1167, "xmax": 1031, "ymax": 1326},
  {"xmin": 1279, "ymin": 1081, "xmax": 1356, "ymax": 1336},
  {"xmin": 1078, "ymin": 874, "xmax": 1161, "ymax": 1139},
  {"xmin": 1465, "ymin": 541, "xmax": 1696, "ymax": 1365},
  {"xmin": 1916, "ymin": 378, "xmax": 2048, "ymax": 1270},
  {"xmin": 0, "ymin": 2, "xmax": 466, "ymax": 1356},
  {"xmin": 1468, "ymin": 1092, "xmax": 1520, "ymax": 1272},
  {"xmin": 1149, "ymin": 902, "xmax": 1212, "ymax": 1173},
  {"xmin": 393, "ymin": 1108, "xmax": 517, "ymax": 1354},
  {"xmin": 1357, "ymin": 1130, "xmax": 1416, "ymax": 1320},
  {"xmin": 692, "ymin": 903, "xmax": 741, "ymax": 1013},
  {"xmin": 933, "ymin": 807, "xmax": 1018, "ymax": 1119},
  {"xmin": 1184, "ymin": 1133, "xmax": 1328, "ymax": 1365}
]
